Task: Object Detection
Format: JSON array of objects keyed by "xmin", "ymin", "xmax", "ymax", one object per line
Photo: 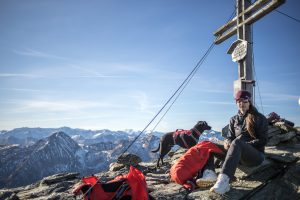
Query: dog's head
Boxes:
[{"xmin": 193, "ymin": 121, "xmax": 211, "ymax": 133}]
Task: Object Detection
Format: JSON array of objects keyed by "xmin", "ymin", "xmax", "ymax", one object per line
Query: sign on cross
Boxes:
[{"xmin": 214, "ymin": 0, "xmax": 285, "ymax": 101}]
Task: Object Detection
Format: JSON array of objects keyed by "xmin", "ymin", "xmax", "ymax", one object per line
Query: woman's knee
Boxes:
[
  {"xmin": 227, "ymin": 138, "xmax": 247, "ymax": 154},
  {"xmin": 230, "ymin": 138, "xmax": 244, "ymax": 147}
]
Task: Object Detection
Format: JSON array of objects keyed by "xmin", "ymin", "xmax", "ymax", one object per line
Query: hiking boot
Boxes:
[
  {"xmin": 210, "ymin": 173, "xmax": 230, "ymax": 194},
  {"xmin": 196, "ymin": 169, "xmax": 217, "ymax": 188}
]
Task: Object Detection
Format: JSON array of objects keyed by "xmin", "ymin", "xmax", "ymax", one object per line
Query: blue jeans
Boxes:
[{"xmin": 203, "ymin": 138, "xmax": 265, "ymax": 180}]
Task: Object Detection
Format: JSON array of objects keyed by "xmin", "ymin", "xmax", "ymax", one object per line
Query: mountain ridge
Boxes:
[
  {"xmin": 0, "ymin": 126, "xmax": 223, "ymax": 189},
  {"xmin": 0, "ymin": 127, "xmax": 164, "ymax": 146},
  {"xmin": 0, "ymin": 129, "xmax": 162, "ymax": 189},
  {"xmin": 0, "ymin": 123, "xmax": 299, "ymax": 200}
]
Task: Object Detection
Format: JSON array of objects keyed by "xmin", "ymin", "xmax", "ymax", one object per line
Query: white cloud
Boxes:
[
  {"xmin": 262, "ymin": 93, "xmax": 299, "ymax": 101},
  {"xmin": 69, "ymin": 65, "xmax": 124, "ymax": 78},
  {"xmin": 194, "ymin": 88, "xmax": 232, "ymax": 94},
  {"xmin": 209, "ymin": 101, "xmax": 234, "ymax": 105},
  {"xmin": 131, "ymin": 92, "xmax": 156, "ymax": 114},
  {"xmin": 0, "ymin": 73, "xmax": 42, "ymax": 78},
  {"xmin": 19, "ymin": 100, "xmax": 112, "ymax": 112},
  {"xmin": 18, "ymin": 115, "xmax": 105, "ymax": 123},
  {"xmin": 139, "ymin": 93, "xmax": 149, "ymax": 111},
  {"xmin": 13, "ymin": 48, "xmax": 68, "ymax": 60},
  {"xmin": 104, "ymin": 62, "xmax": 151, "ymax": 74},
  {"xmin": 0, "ymin": 88, "xmax": 44, "ymax": 92},
  {"xmin": 195, "ymin": 100, "xmax": 235, "ymax": 105}
]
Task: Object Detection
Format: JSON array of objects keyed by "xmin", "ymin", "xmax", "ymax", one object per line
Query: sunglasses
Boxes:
[{"xmin": 237, "ymin": 99, "xmax": 250, "ymax": 103}]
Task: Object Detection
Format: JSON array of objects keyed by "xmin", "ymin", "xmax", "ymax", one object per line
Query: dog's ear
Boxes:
[
  {"xmin": 197, "ymin": 121, "xmax": 204, "ymax": 125},
  {"xmin": 196, "ymin": 121, "xmax": 211, "ymax": 130},
  {"xmin": 194, "ymin": 121, "xmax": 204, "ymax": 130},
  {"xmin": 198, "ymin": 121, "xmax": 208, "ymax": 126}
]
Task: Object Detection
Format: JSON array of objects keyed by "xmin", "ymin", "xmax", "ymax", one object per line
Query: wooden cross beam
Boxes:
[
  {"xmin": 214, "ymin": 0, "xmax": 286, "ymax": 44},
  {"xmin": 214, "ymin": 0, "xmax": 285, "ymax": 100}
]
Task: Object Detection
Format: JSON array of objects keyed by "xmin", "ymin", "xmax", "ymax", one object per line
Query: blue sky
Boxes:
[{"xmin": 0, "ymin": 0, "xmax": 299, "ymax": 132}]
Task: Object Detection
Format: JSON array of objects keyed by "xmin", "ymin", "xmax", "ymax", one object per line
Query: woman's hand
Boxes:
[{"xmin": 224, "ymin": 140, "xmax": 231, "ymax": 150}]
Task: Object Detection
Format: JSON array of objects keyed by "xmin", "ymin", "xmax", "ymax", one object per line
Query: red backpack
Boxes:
[
  {"xmin": 170, "ymin": 141, "xmax": 223, "ymax": 189},
  {"xmin": 73, "ymin": 166, "xmax": 149, "ymax": 200}
]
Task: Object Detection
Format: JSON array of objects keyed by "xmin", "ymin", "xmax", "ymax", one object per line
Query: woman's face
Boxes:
[{"xmin": 237, "ymin": 99, "xmax": 250, "ymax": 114}]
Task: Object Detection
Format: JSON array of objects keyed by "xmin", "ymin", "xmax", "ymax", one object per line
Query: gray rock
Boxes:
[
  {"xmin": 267, "ymin": 125, "xmax": 282, "ymax": 138},
  {"xmin": 280, "ymin": 132, "xmax": 296, "ymax": 144},
  {"xmin": 267, "ymin": 131, "xmax": 297, "ymax": 146},
  {"xmin": 117, "ymin": 153, "xmax": 142, "ymax": 166},
  {"xmin": 277, "ymin": 131, "xmax": 297, "ymax": 141},
  {"xmin": 274, "ymin": 122, "xmax": 297, "ymax": 133},
  {"xmin": 249, "ymin": 160, "xmax": 300, "ymax": 200},
  {"xmin": 221, "ymin": 124, "xmax": 229, "ymax": 138},
  {"xmin": 109, "ymin": 162, "xmax": 125, "ymax": 171},
  {"xmin": 0, "ymin": 191, "xmax": 19, "ymax": 200},
  {"xmin": 40, "ymin": 173, "xmax": 79, "ymax": 186},
  {"xmin": 237, "ymin": 159, "xmax": 273, "ymax": 178},
  {"xmin": 266, "ymin": 153, "xmax": 298, "ymax": 163},
  {"xmin": 267, "ymin": 136, "xmax": 281, "ymax": 146}
]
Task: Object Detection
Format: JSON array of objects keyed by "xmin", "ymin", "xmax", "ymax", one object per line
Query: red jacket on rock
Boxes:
[{"xmin": 170, "ymin": 141, "xmax": 223, "ymax": 189}]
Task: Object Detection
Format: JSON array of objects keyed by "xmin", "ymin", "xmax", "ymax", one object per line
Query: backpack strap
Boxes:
[
  {"xmin": 87, "ymin": 187, "xmax": 92, "ymax": 200},
  {"xmin": 179, "ymin": 133, "xmax": 190, "ymax": 148},
  {"xmin": 112, "ymin": 182, "xmax": 130, "ymax": 200},
  {"xmin": 173, "ymin": 129, "xmax": 183, "ymax": 145},
  {"xmin": 174, "ymin": 129, "xmax": 197, "ymax": 148},
  {"xmin": 189, "ymin": 133, "xmax": 199, "ymax": 144}
]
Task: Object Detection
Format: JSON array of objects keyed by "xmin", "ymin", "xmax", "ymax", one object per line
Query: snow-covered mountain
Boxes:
[
  {"xmin": 0, "ymin": 127, "xmax": 99, "ymax": 145},
  {"xmin": 0, "ymin": 132, "xmax": 82, "ymax": 188},
  {"xmin": 0, "ymin": 127, "xmax": 156, "ymax": 146},
  {"xmin": 0, "ymin": 130, "xmax": 161, "ymax": 188},
  {"xmin": 199, "ymin": 130, "xmax": 225, "ymax": 143},
  {"xmin": 0, "ymin": 127, "xmax": 223, "ymax": 189}
]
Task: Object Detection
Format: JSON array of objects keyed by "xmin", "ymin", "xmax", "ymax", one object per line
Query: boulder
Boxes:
[
  {"xmin": 221, "ymin": 124, "xmax": 229, "ymax": 138},
  {"xmin": 274, "ymin": 121, "xmax": 297, "ymax": 133},
  {"xmin": 39, "ymin": 173, "xmax": 79, "ymax": 186},
  {"xmin": 267, "ymin": 125, "xmax": 282, "ymax": 138},
  {"xmin": 117, "ymin": 153, "xmax": 142, "ymax": 166},
  {"xmin": 109, "ymin": 162, "xmax": 125, "ymax": 171},
  {"xmin": 268, "ymin": 132, "xmax": 297, "ymax": 146}
]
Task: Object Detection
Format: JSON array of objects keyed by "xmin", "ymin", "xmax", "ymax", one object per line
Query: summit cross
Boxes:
[{"xmin": 214, "ymin": 0, "xmax": 285, "ymax": 101}]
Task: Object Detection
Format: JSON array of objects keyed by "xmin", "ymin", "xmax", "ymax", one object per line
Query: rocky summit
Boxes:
[{"xmin": 0, "ymin": 122, "xmax": 299, "ymax": 200}]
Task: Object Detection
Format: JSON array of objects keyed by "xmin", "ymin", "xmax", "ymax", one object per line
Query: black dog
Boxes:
[{"xmin": 151, "ymin": 121, "xmax": 211, "ymax": 168}]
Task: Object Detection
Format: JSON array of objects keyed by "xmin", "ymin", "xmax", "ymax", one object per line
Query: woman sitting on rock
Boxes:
[{"xmin": 196, "ymin": 90, "xmax": 268, "ymax": 194}]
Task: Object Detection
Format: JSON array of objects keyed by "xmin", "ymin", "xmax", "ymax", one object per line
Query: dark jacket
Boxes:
[{"xmin": 227, "ymin": 111, "xmax": 268, "ymax": 152}]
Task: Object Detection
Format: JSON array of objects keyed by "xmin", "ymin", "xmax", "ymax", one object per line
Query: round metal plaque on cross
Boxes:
[{"xmin": 227, "ymin": 39, "xmax": 248, "ymax": 62}]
